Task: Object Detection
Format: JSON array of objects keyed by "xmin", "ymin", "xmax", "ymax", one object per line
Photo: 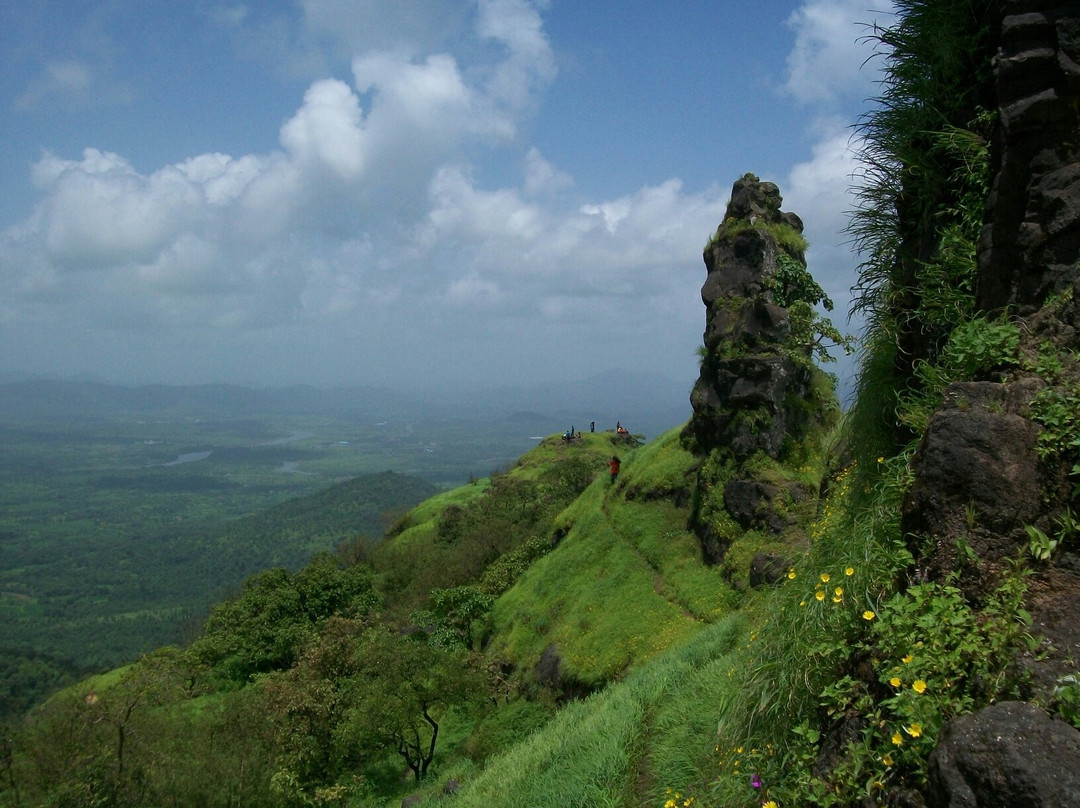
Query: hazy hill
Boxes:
[{"xmin": 0, "ymin": 369, "xmax": 689, "ymax": 438}]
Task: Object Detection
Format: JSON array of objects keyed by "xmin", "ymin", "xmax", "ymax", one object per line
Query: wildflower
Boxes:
[
  {"xmin": 863, "ymin": 610, "xmax": 876, "ymax": 620},
  {"xmin": 787, "ymin": 569, "xmax": 796, "ymax": 580},
  {"xmin": 815, "ymin": 590, "xmax": 825, "ymax": 602},
  {"xmin": 763, "ymin": 801, "xmax": 779, "ymax": 808},
  {"xmin": 877, "ymin": 456, "xmax": 884, "ymax": 463},
  {"xmin": 832, "ymin": 593, "xmax": 842, "ymax": 603},
  {"xmin": 902, "ymin": 654, "xmax": 913, "ymax": 664},
  {"xmin": 799, "ymin": 600, "xmax": 806, "ymax": 607},
  {"xmin": 889, "ymin": 676, "xmax": 901, "ymax": 688},
  {"xmin": 845, "ymin": 567, "xmax": 855, "ymax": 576},
  {"xmin": 892, "ymin": 731, "xmax": 903, "ymax": 746},
  {"xmin": 882, "ymin": 753, "xmax": 894, "ymax": 767},
  {"xmin": 751, "ymin": 774, "xmax": 762, "ymax": 789},
  {"xmin": 913, "ymin": 679, "xmax": 927, "ymax": 694},
  {"xmin": 820, "ymin": 573, "xmax": 831, "ymax": 583},
  {"xmin": 664, "ymin": 800, "xmax": 677, "ymax": 808},
  {"xmin": 906, "ymin": 723, "xmax": 923, "ymax": 738}
]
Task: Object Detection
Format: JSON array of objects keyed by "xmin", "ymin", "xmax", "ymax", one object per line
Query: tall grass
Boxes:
[
  {"xmin": 846, "ymin": 0, "xmax": 1002, "ymax": 460},
  {"xmin": 416, "ymin": 615, "xmax": 747, "ymax": 808}
]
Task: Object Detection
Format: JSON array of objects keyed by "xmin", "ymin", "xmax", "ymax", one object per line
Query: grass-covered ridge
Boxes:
[{"xmin": 2, "ymin": 414, "xmax": 840, "ymax": 807}]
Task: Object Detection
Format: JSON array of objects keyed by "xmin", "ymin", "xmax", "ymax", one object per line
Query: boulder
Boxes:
[
  {"xmin": 926, "ymin": 701, "xmax": 1080, "ymax": 807},
  {"xmin": 748, "ymin": 552, "xmax": 790, "ymax": 587},
  {"xmin": 901, "ymin": 381, "xmax": 1043, "ymax": 586}
]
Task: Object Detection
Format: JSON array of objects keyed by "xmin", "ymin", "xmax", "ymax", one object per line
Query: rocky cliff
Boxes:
[
  {"xmin": 683, "ymin": 173, "xmax": 839, "ymax": 566},
  {"xmin": 900, "ymin": 2, "xmax": 1080, "ymax": 803}
]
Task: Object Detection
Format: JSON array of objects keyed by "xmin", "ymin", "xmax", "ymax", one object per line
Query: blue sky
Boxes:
[{"xmin": 0, "ymin": 0, "xmax": 893, "ymax": 394}]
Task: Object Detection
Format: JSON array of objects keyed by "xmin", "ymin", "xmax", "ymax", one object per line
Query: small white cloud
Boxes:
[
  {"xmin": 476, "ymin": 0, "xmax": 557, "ymax": 106},
  {"xmin": 15, "ymin": 58, "xmax": 133, "ymax": 112},
  {"xmin": 280, "ymin": 78, "xmax": 366, "ymax": 180},
  {"xmin": 523, "ymin": 148, "xmax": 572, "ymax": 197},
  {"xmin": 206, "ymin": 4, "xmax": 249, "ymax": 29}
]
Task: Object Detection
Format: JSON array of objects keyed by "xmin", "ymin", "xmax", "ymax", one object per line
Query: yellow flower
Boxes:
[
  {"xmin": 882, "ymin": 753, "xmax": 894, "ymax": 766},
  {"xmin": 913, "ymin": 679, "xmax": 927, "ymax": 694},
  {"xmin": 763, "ymin": 802, "xmax": 779, "ymax": 808},
  {"xmin": 787, "ymin": 569, "xmax": 797, "ymax": 579},
  {"xmin": 832, "ymin": 594, "xmax": 842, "ymax": 603},
  {"xmin": 834, "ymin": 586, "xmax": 844, "ymax": 596},
  {"xmin": 665, "ymin": 801, "xmax": 676, "ymax": 808},
  {"xmin": 892, "ymin": 731, "xmax": 903, "ymax": 746},
  {"xmin": 799, "ymin": 600, "xmax": 807, "ymax": 607},
  {"xmin": 877, "ymin": 456, "xmax": 884, "ymax": 463},
  {"xmin": 815, "ymin": 590, "xmax": 826, "ymax": 601},
  {"xmin": 889, "ymin": 676, "xmax": 902, "ymax": 688},
  {"xmin": 902, "ymin": 654, "xmax": 913, "ymax": 664},
  {"xmin": 906, "ymin": 723, "xmax": 923, "ymax": 738},
  {"xmin": 820, "ymin": 572, "xmax": 831, "ymax": 583},
  {"xmin": 845, "ymin": 567, "xmax": 855, "ymax": 576},
  {"xmin": 863, "ymin": 610, "xmax": 876, "ymax": 620}
]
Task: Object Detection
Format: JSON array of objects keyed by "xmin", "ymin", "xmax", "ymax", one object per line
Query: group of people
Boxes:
[
  {"xmin": 562, "ymin": 421, "xmax": 629, "ymax": 443},
  {"xmin": 556, "ymin": 421, "xmax": 625, "ymax": 485}
]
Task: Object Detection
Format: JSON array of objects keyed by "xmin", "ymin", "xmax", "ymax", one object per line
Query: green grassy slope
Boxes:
[{"xmin": 489, "ymin": 428, "xmax": 732, "ymax": 687}]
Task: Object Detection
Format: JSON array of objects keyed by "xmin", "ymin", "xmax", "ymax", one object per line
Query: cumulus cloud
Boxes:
[
  {"xmin": 280, "ymin": 78, "xmax": 366, "ymax": 180},
  {"xmin": 0, "ymin": 0, "xmax": 562, "ymax": 342},
  {"xmin": 2, "ymin": 0, "xmax": 879, "ymax": 391},
  {"xmin": 32, "ymin": 149, "xmax": 201, "ymax": 269},
  {"xmin": 783, "ymin": 0, "xmax": 894, "ymax": 106}
]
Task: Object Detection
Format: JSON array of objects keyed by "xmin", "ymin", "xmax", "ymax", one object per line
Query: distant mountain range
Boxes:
[{"xmin": 0, "ymin": 369, "xmax": 692, "ymax": 439}]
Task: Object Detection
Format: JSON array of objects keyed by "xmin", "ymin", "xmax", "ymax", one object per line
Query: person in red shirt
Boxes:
[{"xmin": 608, "ymin": 455, "xmax": 621, "ymax": 483}]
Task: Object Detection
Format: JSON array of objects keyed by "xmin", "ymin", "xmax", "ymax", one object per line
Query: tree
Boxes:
[
  {"xmin": 260, "ymin": 618, "xmax": 487, "ymax": 796},
  {"xmin": 348, "ymin": 627, "xmax": 487, "ymax": 780},
  {"xmin": 189, "ymin": 553, "xmax": 379, "ymax": 682}
]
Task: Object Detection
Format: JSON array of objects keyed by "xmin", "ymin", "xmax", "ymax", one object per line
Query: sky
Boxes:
[{"xmin": 0, "ymin": 0, "xmax": 895, "ymax": 395}]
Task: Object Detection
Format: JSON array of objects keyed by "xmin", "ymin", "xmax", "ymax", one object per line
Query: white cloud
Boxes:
[
  {"xmin": 280, "ymin": 78, "xmax": 366, "ymax": 180},
  {"xmin": 34, "ymin": 149, "xmax": 201, "ymax": 268},
  {"xmin": 0, "ymin": 4, "xmax": 558, "ymax": 338},
  {"xmin": 783, "ymin": 0, "xmax": 894, "ymax": 106},
  {"xmin": 476, "ymin": 0, "xmax": 556, "ymax": 107},
  {"xmin": 522, "ymin": 148, "xmax": 572, "ymax": 197},
  {"xmin": 0, "ymin": 1, "xmax": 722, "ymax": 389}
]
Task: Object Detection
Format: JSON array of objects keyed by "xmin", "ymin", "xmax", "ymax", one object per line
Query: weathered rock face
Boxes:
[
  {"xmin": 903, "ymin": 0, "xmax": 1080, "ymax": 599},
  {"xmin": 901, "ymin": 5, "xmax": 1080, "ymax": 803},
  {"xmin": 685, "ymin": 173, "xmax": 815, "ymax": 461},
  {"xmin": 978, "ymin": 2, "xmax": 1080, "ymax": 314},
  {"xmin": 926, "ymin": 702, "xmax": 1080, "ymax": 808}
]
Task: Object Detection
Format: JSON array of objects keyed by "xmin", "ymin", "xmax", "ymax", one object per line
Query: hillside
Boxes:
[
  {"xmin": 3, "ymin": 2, "xmax": 1080, "ymax": 807},
  {"xmin": 0, "ymin": 471, "xmax": 437, "ymax": 721}
]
